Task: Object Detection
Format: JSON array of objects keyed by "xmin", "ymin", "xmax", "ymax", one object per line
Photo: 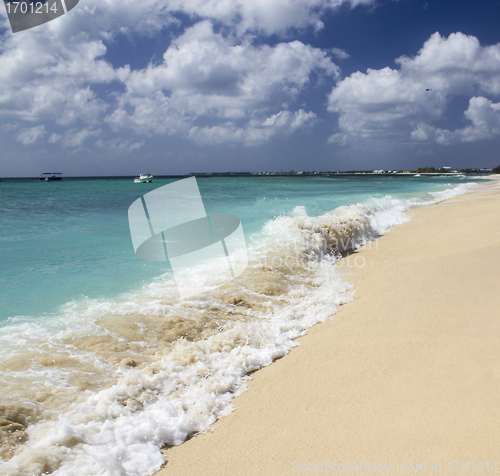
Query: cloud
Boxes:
[
  {"xmin": 188, "ymin": 108, "xmax": 317, "ymax": 145},
  {"xmin": 0, "ymin": 0, "xmax": 168, "ymax": 139},
  {"xmin": 62, "ymin": 129, "xmax": 100, "ymax": 147},
  {"xmin": 327, "ymin": 132, "xmax": 348, "ymax": 145},
  {"xmin": 0, "ymin": 0, "xmax": 351, "ymax": 147},
  {"xmin": 327, "ymin": 32, "xmax": 500, "ymax": 144},
  {"xmin": 411, "ymin": 96, "xmax": 500, "ymax": 144},
  {"xmin": 461, "ymin": 96, "xmax": 500, "ymax": 140},
  {"xmin": 165, "ymin": 0, "xmax": 376, "ymax": 36},
  {"xmin": 0, "ymin": 31, "xmax": 125, "ymax": 125},
  {"xmin": 329, "ymin": 47, "xmax": 350, "ymax": 60},
  {"xmin": 48, "ymin": 133, "xmax": 62, "ymax": 143},
  {"xmin": 15, "ymin": 125, "xmax": 45, "ymax": 144},
  {"xmin": 108, "ymin": 21, "xmax": 336, "ymax": 143},
  {"xmin": 95, "ymin": 137, "xmax": 145, "ymax": 153}
]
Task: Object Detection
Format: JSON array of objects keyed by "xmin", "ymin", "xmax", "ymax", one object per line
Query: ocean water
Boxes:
[{"xmin": 0, "ymin": 174, "xmax": 483, "ymax": 475}]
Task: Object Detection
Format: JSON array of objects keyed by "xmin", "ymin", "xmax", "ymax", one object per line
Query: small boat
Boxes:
[
  {"xmin": 134, "ymin": 174, "xmax": 153, "ymax": 183},
  {"xmin": 40, "ymin": 173, "xmax": 63, "ymax": 182}
]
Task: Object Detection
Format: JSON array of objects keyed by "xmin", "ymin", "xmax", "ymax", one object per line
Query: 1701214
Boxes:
[
  {"xmin": 448, "ymin": 462, "xmax": 498, "ymax": 473},
  {"xmin": 4, "ymin": 2, "xmax": 58, "ymax": 14}
]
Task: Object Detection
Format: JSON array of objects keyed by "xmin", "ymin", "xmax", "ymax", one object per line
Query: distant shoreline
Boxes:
[{"xmin": 0, "ymin": 172, "xmax": 496, "ymax": 179}]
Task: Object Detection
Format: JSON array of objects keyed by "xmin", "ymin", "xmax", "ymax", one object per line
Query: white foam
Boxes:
[{"xmin": 430, "ymin": 182, "xmax": 477, "ymax": 201}]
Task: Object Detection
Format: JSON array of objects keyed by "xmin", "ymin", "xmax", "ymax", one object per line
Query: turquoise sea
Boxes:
[{"xmin": 0, "ymin": 174, "xmax": 484, "ymax": 475}]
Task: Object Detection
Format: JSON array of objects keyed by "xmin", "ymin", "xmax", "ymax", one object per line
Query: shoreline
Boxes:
[
  {"xmin": 0, "ymin": 173, "xmax": 495, "ymax": 180},
  {"xmin": 156, "ymin": 178, "xmax": 500, "ymax": 475}
]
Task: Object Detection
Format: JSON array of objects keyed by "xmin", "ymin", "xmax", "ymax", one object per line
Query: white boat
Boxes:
[
  {"xmin": 134, "ymin": 174, "xmax": 153, "ymax": 183},
  {"xmin": 40, "ymin": 172, "xmax": 63, "ymax": 182}
]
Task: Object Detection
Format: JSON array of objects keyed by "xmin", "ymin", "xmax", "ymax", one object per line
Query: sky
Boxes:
[{"xmin": 1, "ymin": 0, "xmax": 500, "ymax": 176}]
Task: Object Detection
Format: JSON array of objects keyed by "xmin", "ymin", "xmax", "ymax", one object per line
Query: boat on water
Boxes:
[
  {"xmin": 134, "ymin": 174, "xmax": 153, "ymax": 183},
  {"xmin": 40, "ymin": 172, "xmax": 63, "ymax": 182}
]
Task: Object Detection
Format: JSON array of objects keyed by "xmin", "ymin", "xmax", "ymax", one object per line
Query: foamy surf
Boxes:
[
  {"xmin": 0, "ymin": 182, "xmax": 477, "ymax": 476},
  {"xmin": 430, "ymin": 182, "xmax": 478, "ymax": 201}
]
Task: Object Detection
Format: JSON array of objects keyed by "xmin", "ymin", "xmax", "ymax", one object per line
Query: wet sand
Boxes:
[{"xmin": 157, "ymin": 179, "xmax": 500, "ymax": 475}]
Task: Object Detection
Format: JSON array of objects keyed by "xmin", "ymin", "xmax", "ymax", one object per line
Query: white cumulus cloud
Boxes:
[
  {"xmin": 327, "ymin": 32, "xmax": 500, "ymax": 144},
  {"xmin": 411, "ymin": 96, "xmax": 500, "ymax": 145},
  {"xmin": 108, "ymin": 21, "xmax": 336, "ymax": 142},
  {"xmin": 165, "ymin": 0, "xmax": 376, "ymax": 36},
  {"xmin": 0, "ymin": 0, "xmax": 357, "ymax": 147}
]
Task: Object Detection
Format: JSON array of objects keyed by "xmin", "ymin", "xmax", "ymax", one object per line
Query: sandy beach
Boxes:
[{"xmin": 157, "ymin": 179, "xmax": 500, "ymax": 476}]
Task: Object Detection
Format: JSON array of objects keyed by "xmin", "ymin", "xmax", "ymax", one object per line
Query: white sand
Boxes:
[{"xmin": 157, "ymin": 180, "xmax": 500, "ymax": 475}]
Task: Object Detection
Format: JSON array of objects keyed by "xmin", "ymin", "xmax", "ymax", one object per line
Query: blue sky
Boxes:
[{"xmin": 1, "ymin": 0, "xmax": 500, "ymax": 176}]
